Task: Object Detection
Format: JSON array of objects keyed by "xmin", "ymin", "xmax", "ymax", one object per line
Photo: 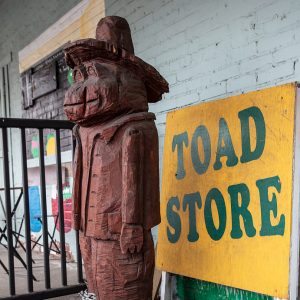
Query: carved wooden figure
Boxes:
[{"xmin": 64, "ymin": 16, "xmax": 168, "ymax": 300}]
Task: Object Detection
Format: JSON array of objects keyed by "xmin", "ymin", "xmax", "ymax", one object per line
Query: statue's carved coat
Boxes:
[{"xmin": 64, "ymin": 16, "xmax": 168, "ymax": 300}]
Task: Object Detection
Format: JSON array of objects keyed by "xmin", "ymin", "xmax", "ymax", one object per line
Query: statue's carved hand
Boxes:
[{"xmin": 120, "ymin": 224, "xmax": 143, "ymax": 254}]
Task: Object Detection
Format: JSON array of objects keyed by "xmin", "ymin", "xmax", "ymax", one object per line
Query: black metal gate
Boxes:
[{"xmin": 0, "ymin": 118, "xmax": 86, "ymax": 299}]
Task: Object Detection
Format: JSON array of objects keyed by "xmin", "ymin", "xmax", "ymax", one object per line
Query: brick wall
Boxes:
[
  {"xmin": 105, "ymin": 0, "xmax": 300, "ymax": 178},
  {"xmin": 21, "ymin": 51, "xmax": 72, "ymax": 157}
]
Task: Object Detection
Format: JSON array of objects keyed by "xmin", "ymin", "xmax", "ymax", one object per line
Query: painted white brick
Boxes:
[
  {"xmin": 166, "ymin": 73, "xmax": 177, "ymax": 85},
  {"xmin": 167, "ymin": 55, "xmax": 193, "ymax": 74},
  {"xmin": 256, "ymin": 29, "xmax": 297, "ymax": 54},
  {"xmin": 238, "ymin": 54, "xmax": 274, "ymax": 74},
  {"xmin": 198, "ymin": 81, "xmax": 227, "ymax": 101},
  {"xmin": 257, "ymin": 61, "xmax": 295, "ymax": 84},
  {"xmin": 294, "ymin": 60, "xmax": 300, "ymax": 78},
  {"xmin": 261, "ymin": 7, "xmax": 300, "ymax": 35},
  {"xmin": 272, "ymin": 41, "xmax": 300, "ymax": 62},
  {"xmin": 227, "ymin": 74, "xmax": 257, "ymax": 93},
  {"xmin": 227, "ymin": 42, "xmax": 258, "ymax": 63},
  {"xmin": 212, "ymin": 64, "xmax": 240, "ymax": 84},
  {"xmin": 177, "ymin": 67, "xmax": 194, "ymax": 82},
  {"xmin": 131, "ymin": 12, "xmax": 154, "ymax": 33},
  {"xmin": 107, "ymin": 2, "xmax": 300, "ymax": 149}
]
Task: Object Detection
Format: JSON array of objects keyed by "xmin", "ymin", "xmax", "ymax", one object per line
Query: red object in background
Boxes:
[{"xmin": 51, "ymin": 197, "xmax": 72, "ymax": 233}]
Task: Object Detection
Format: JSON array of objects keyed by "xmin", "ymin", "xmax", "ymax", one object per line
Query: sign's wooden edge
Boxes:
[{"xmin": 289, "ymin": 82, "xmax": 300, "ymax": 300}]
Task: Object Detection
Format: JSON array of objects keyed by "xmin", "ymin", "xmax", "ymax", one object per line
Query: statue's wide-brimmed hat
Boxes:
[{"xmin": 64, "ymin": 16, "xmax": 169, "ymax": 103}]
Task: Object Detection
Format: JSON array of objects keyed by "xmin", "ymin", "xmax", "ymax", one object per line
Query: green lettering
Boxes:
[
  {"xmin": 239, "ymin": 106, "xmax": 266, "ymax": 163},
  {"xmin": 213, "ymin": 118, "xmax": 238, "ymax": 170},
  {"xmin": 191, "ymin": 125, "xmax": 211, "ymax": 175},
  {"xmin": 167, "ymin": 196, "xmax": 182, "ymax": 243},
  {"xmin": 172, "ymin": 132, "xmax": 188, "ymax": 179},
  {"xmin": 183, "ymin": 192, "xmax": 202, "ymax": 242},
  {"xmin": 256, "ymin": 176, "xmax": 285, "ymax": 236},
  {"xmin": 204, "ymin": 188, "xmax": 227, "ymax": 241},
  {"xmin": 228, "ymin": 183, "xmax": 256, "ymax": 239}
]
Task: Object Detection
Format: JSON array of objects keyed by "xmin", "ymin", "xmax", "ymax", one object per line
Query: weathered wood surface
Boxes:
[
  {"xmin": 32, "ymin": 61, "xmax": 57, "ymax": 100},
  {"xmin": 64, "ymin": 16, "xmax": 168, "ymax": 300}
]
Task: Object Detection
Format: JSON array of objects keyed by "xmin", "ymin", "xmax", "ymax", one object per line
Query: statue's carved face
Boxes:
[{"xmin": 64, "ymin": 60, "xmax": 148, "ymax": 125}]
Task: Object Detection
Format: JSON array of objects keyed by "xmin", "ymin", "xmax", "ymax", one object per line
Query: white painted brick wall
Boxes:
[{"xmin": 106, "ymin": 0, "xmax": 300, "ymax": 177}]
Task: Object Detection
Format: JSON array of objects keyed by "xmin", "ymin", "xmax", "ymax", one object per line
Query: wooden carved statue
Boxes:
[{"xmin": 63, "ymin": 16, "xmax": 169, "ymax": 300}]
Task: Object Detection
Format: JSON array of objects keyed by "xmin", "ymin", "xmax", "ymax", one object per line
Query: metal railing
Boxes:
[{"xmin": 0, "ymin": 118, "xmax": 86, "ymax": 299}]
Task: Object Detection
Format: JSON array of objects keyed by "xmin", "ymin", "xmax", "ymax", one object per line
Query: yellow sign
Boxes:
[{"xmin": 157, "ymin": 83, "xmax": 298, "ymax": 298}]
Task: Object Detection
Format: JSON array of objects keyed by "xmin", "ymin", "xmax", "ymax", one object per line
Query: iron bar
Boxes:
[
  {"xmin": 0, "ymin": 118, "xmax": 74, "ymax": 129},
  {"xmin": 0, "ymin": 190, "xmax": 23, "ymax": 244},
  {"xmin": 55, "ymin": 128, "xmax": 67, "ymax": 286},
  {"xmin": 0, "ymin": 258, "xmax": 9, "ymax": 275},
  {"xmin": 38, "ymin": 129, "xmax": 50, "ymax": 289},
  {"xmin": 1, "ymin": 127, "xmax": 15, "ymax": 295},
  {"xmin": 14, "ymin": 216, "xmax": 24, "ymax": 248},
  {"xmin": 0, "ymin": 118, "xmax": 85, "ymax": 300},
  {"xmin": 20, "ymin": 128, "xmax": 34, "ymax": 292},
  {"xmin": 75, "ymin": 230, "xmax": 84, "ymax": 283},
  {"xmin": 0, "ymin": 283, "xmax": 86, "ymax": 300}
]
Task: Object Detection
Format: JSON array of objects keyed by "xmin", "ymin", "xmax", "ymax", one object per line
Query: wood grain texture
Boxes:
[{"xmin": 64, "ymin": 16, "xmax": 169, "ymax": 299}]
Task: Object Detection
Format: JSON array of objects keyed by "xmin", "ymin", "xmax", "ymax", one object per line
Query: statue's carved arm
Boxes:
[{"xmin": 120, "ymin": 127, "xmax": 144, "ymax": 254}]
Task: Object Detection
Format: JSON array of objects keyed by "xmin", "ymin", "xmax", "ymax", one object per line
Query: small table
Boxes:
[{"xmin": 31, "ymin": 214, "xmax": 61, "ymax": 254}]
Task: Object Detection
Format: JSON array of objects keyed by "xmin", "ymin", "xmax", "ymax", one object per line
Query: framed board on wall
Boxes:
[{"xmin": 157, "ymin": 83, "xmax": 300, "ymax": 299}]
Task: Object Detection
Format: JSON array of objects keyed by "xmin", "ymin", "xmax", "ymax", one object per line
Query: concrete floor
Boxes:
[{"xmin": 0, "ymin": 247, "xmax": 83, "ymax": 299}]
